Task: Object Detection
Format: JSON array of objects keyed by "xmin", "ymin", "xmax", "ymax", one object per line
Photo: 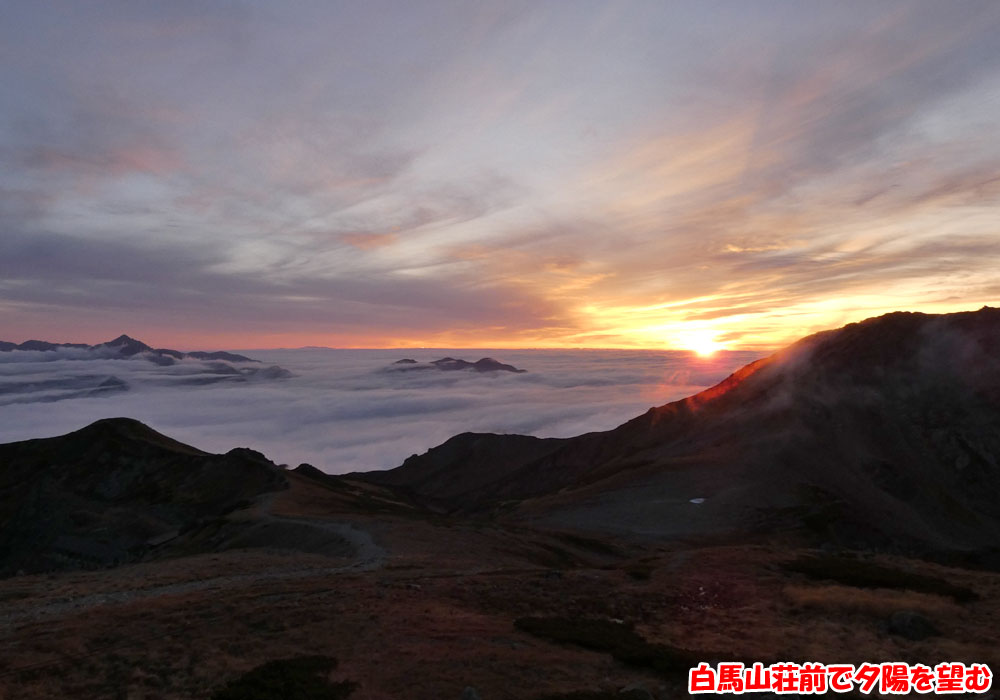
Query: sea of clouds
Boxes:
[{"xmin": 0, "ymin": 348, "xmax": 763, "ymax": 473}]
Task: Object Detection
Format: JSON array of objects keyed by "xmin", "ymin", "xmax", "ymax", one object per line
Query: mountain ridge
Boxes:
[
  {"xmin": 360, "ymin": 307, "xmax": 1000, "ymax": 562},
  {"xmin": 4, "ymin": 307, "xmax": 1000, "ymax": 574},
  {"xmin": 0, "ymin": 334, "xmax": 259, "ymax": 363},
  {"xmin": 389, "ymin": 356, "xmax": 527, "ymax": 373},
  {"xmin": 0, "ymin": 417, "xmax": 287, "ymax": 575}
]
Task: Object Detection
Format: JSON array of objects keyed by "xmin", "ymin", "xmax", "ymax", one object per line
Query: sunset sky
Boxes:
[{"xmin": 2, "ymin": 1, "xmax": 999, "ymax": 351}]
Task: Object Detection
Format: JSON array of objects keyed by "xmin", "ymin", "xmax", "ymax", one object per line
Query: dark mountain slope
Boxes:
[
  {"xmin": 363, "ymin": 433, "xmax": 563, "ymax": 508},
  {"xmin": 0, "ymin": 418, "xmax": 287, "ymax": 575},
  {"xmin": 361, "ymin": 307, "xmax": 1000, "ymax": 558}
]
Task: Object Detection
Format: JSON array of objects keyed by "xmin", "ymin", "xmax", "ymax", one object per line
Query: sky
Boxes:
[{"xmin": 2, "ymin": 1, "xmax": 999, "ymax": 351}]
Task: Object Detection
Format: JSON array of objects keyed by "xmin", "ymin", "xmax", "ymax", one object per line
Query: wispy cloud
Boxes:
[{"xmin": 1, "ymin": 2, "xmax": 998, "ymax": 348}]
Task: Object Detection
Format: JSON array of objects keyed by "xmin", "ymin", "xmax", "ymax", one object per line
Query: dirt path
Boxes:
[
  {"xmin": 244, "ymin": 490, "xmax": 385, "ymax": 565},
  {"xmin": 1, "ymin": 496, "xmax": 386, "ymax": 627},
  {"xmin": 263, "ymin": 515, "xmax": 386, "ymax": 568}
]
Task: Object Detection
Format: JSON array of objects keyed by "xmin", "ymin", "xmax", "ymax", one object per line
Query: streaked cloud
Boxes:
[{"xmin": 1, "ymin": 1, "xmax": 998, "ymax": 349}]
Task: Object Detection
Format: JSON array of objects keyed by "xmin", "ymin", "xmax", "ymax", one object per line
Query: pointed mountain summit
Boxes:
[{"xmin": 100, "ymin": 334, "xmax": 153, "ymax": 356}]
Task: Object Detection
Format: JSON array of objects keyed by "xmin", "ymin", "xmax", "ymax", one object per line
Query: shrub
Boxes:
[
  {"xmin": 514, "ymin": 617, "xmax": 700, "ymax": 674},
  {"xmin": 782, "ymin": 555, "xmax": 977, "ymax": 602},
  {"xmin": 211, "ymin": 655, "xmax": 356, "ymax": 700}
]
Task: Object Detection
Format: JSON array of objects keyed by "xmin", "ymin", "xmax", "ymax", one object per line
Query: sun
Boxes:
[{"xmin": 678, "ymin": 329, "xmax": 725, "ymax": 357}]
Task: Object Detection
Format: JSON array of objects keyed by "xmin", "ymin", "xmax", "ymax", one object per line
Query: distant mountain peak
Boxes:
[
  {"xmin": 99, "ymin": 334, "xmax": 152, "ymax": 356},
  {"xmin": 388, "ymin": 356, "xmax": 527, "ymax": 373},
  {"xmin": 0, "ymin": 334, "xmax": 258, "ymax": 363}
]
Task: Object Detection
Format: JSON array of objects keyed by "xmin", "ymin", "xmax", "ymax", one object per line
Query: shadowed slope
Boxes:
[
  {"xmin": 362, "ymin": 434, "xmax": 563, "ymax": 509},
  {"xmin": 0, "ymin": 418, "xmax": 287, "ymax": 575}
]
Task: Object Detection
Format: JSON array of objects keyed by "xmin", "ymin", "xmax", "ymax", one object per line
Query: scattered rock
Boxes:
[{"xmin": 461, "ymin": 686, "xmax": 482, "ymax": 700}]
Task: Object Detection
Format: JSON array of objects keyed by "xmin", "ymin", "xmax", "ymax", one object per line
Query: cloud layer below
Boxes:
[{"xmin": 0, "ymin": 348, "xmax": 761, "ymax": 473}]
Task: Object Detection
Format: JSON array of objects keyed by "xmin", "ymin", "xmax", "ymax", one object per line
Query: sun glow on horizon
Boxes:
[{"xmin": 677, "ymin": 329, "xmax": 726, "ymax": 357}]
